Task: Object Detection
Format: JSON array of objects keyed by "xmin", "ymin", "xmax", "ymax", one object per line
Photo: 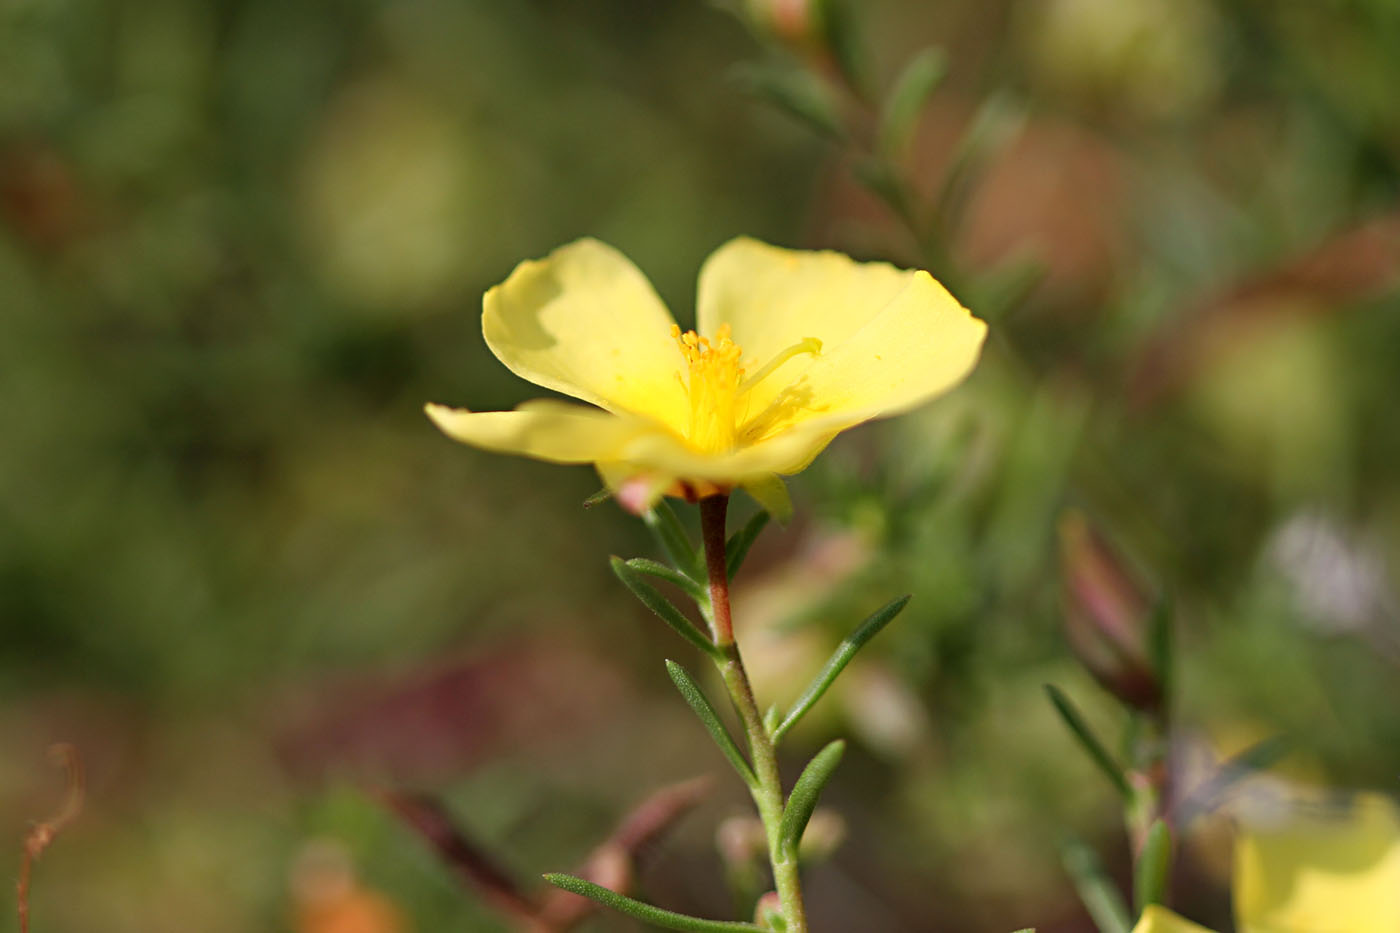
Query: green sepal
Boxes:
[
  {"xmin": 778, "ymin": 739, "xmax": 845, "ymax": 857},
  {"xmin": 644, "ymin": 501, "xmax": 698, "ymax": 570},
  {"xmin": 741, "ymin": 475, "xmax": 792, "ymax": 525},
  {"xmin": 666, "ymin": 660, "xmax": 757, "ymax": 787},
  {"xmin": 624, "ymin": 557, "xmax": 707, "ymax": 602},
  {"xmin": 612, "ymin": 557, "xmax": 719, "ymax": 657},
  {"xmin": 878, "ymin": 47, "xmax": 947, "ymax": 159},
  {"xmin": 1133, "ymin": 819, "xmax": 1173, "ymax": 914},
  {"xmin": 772, "ymin": 596, "xmax": 910, "ymax": 743},
  {"xmin": 1044, "ymin": 684, "xmax": 1131, "ymax": 800},
  {"xmin": 726, "ymin": 510, "xmax": 771, "ymax": 580},
  {"xmin": 1061, "ymin": 839, "xmax": 1132, "ymax": 933},
  {"xmin": 543, "ymin": 874, "xmax": 762, "ymax": 932}
]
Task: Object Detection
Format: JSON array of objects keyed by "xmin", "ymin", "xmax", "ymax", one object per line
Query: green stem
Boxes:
[{"xmin": 699, "ymin": 494, "xmax": 808, "ymax": 933}]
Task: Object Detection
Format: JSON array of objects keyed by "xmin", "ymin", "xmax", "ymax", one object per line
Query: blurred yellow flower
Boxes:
[
  {"xmin": 1131, "ymin": 905, "xmax": 1216, "ymax": 933},
  {"xmin": 1235, "ymin": 791, "xmax": 1400, "ymax": 932},
  {"xmin": 1120, "ymin": 792, "xmax": 1400, "ymax": 933},
  {"xmin": 426, "ymin": 237, "xmax": 986, "ymax": 510}
]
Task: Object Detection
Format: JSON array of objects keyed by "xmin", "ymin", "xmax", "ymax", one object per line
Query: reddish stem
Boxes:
[{"xmin": 699, "ymin": 494, "xmax": 735, "ymax": 646}]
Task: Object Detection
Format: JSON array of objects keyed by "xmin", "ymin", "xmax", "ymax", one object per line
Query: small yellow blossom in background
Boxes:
[
  {"xmin": 1234, "ymin": 791, "xmax": 1400, "ymax": 932},
  {"xmin": 1131, "ymin": 905, "xmax": 1217, "ymax": 933},
  {"xmin": 426, "ymin": 237, "xmax": 986, "ymax": 512}
]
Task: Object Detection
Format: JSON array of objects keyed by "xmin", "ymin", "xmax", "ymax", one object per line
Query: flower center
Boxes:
[{"xmin": 671, "ymin": 323, "xmax": 822, "ymax": 453}]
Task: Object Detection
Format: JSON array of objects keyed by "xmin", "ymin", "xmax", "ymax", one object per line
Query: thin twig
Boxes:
[{"xmin": 18, "ymin": 744, "xmax": 84, "ymax": 933}]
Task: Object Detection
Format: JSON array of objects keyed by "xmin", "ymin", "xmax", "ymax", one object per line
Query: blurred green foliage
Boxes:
[{"xmin": 3, "ymin": 1, "xmax": 1400, "ymax": 931}]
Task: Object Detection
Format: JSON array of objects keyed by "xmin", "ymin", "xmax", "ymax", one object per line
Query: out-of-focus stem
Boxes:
[{"xmin": 699, "ymin": 495, "xmax": 808, "ymax": 933}]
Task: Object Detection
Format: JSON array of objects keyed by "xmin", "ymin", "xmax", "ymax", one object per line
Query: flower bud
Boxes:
[
  {"xmin": 746, "ymin": 0, "xmax": 824, "ymax": 53},
  {"xmin": 716, "ymin": 815, "xmax": 767, "ymax": 867},
  {"xmin": 1058, "ymin": 510, "xmax": 1162, "ymax": 712},
  {"xmin": 754, "ymin": 891, "xmax": 785, "ymax": 930}
]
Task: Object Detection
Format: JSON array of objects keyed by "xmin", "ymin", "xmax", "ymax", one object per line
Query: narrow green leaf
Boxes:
[
  {"xmin": 934, "ymin": 91, "xmax": 1024, "ymax": 233},
  {"xmin": 853, "ymin": 158, "xmax": 917, "ymax": 228},
  {"xmin": 1061, "ymin": 839, "xmax": 1132, "ymax": 933},
  {"xmin": 818, "ymin": 0, "xmax": 868, "ymax": 99},
  {"xmin": 666, "ymin": 660, "xmax": 757, "ymax": 787},
  {"xmin": 1133, "ymin": 819, "xmax": 1173, "ymax": 913},
  {"xmin": 733, "ymin": 63, "xmax": 845, "ymax": 141},
  {"xmin": 644, "ymin": 501, "xmax": 697, "ymax": 570},
  {"xmin": 1044, "ymin": 685, "xmax": 1131, "ymax": 800},
  {"xmin": 1174, "ymin": 735, "xmax": 1291, "ymax": 827},
  {"xmin": 543, "ymin": 874, "xmax": 762, "ymax": 932},
  {"xmin": 878, "ymin": 47, "xmax": 947, "ymax": 159},
  {"xmin": 773, "ymin": 596, "xmax": 910, "ymax": 743},
  {"xmin": 612, "ymin": 557, "xmax": 719, "ymax": 657},
  {"xmin": 625, "ymin": 558, "xmax": 707, "ymax": 601},
  {"xmin": 968, "ymin": 250, "xmax": 1046, "ymax": 323},
  {"xmin": 725, "ymin": 510, "xmax": 770, "ymax": 581},
  {"xmin": 778, "ymin": 739, "xmax": 845, "ymax": 856}
]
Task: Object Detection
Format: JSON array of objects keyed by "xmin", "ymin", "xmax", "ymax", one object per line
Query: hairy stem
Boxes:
[{"xmin": 699, "ymin": 495, "xmax": 808, "ymax": 933}]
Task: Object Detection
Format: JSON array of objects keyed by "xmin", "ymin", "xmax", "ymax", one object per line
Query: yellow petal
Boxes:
[
  {"xmin": 482, "ymin": 238, "xmax": 689, "ymax": 430},
  {"xmin": 427, "ymin": 398, "xmax": 838, "ymax": 489},
  {"xmin": 1131, "ymin": 905, "xmax": 1219, "ymax": 933},
  {"xmin": 616, "ymin": 413, "xmax": 840, "ymax": 483},
  {"xmin": 425, "ymin": 400, "xmax": 649, "ymax": 464},
  {"xmin": 697, "ymin": 239, "xmax": 986, "ymax": 433},
  {"xmin": 787, "ymin": 269, "xmax": 986, "ymax": 428},
  {"xmin": 1234, "ymin": 791, "xmax": 1400, "ymax": 932},
  {"xmin": 697, "ymin": 238, "xmax": 918, "ymax": 384}
]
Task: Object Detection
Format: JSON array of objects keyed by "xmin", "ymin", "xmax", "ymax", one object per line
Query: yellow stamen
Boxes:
[
  {"xmin": 671, "ymin": 324, "xmax": 822, "ymax": 453},
  {"xmin": 740, "ymin": 336, "xmax": 823, "ymax": 392}
]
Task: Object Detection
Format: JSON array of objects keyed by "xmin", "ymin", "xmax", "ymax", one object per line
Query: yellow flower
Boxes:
[
  {"xmin": 1234, "ymin": 791, "xmax": 1400, "ymax": 932},
  {"xmin": 425, "ymin": 237, "xmax": 986, "ymax": 512},
  {"xmin": 1118, "ymin": 791, "xmax": 1400, "ymax": 933},
  {"xmin": 1131, "ymin": 905, "xmax": 1217, "ymax": 933}
]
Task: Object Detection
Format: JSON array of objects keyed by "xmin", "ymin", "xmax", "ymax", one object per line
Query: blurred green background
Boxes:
[{"xmin": 3, "ymin": 0, "xmax": 1399, "ymax": 930}]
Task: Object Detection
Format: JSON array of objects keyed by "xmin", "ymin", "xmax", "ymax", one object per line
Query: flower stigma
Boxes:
[{"xmin": 671, "ymin": 323, "xmax": 822, "ymax": 453}]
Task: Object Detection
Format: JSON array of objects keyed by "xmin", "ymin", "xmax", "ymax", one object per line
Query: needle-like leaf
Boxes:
[
  {"xmin": 1133, "ymin": 819, "xmax": 1173, "ymax": 914},
  {"xmin": 543, "ymin": 874, "xmax": 762, "ymax": 932},
  {"xmin": 1061, "ymin": 839, "xmax": 1132, "ymax": 933},
  {"xmin": 778, "ymin": 740, "xmax": 845, "ymax": 857},
  {"xmin": 1044, "ymin": 684, "xmax": 1131, "ymax": 800},
  {"xmin": 612, "ymin": 557, "xmax": 719, "ymax": 657},
  {"xmin": 644, "ymin": 501, "xmax": 698, "ymax": 570},
  {"xmin": 624, "ymin": 557, "xmax": 707, "ymax": 601},
  {"xmin": 772, "ymin": 596, "xmax": 909, "ymax": 743},
  {"xmin": 666, "ymin": 660, "xmax": 756, "ymax": 787}
]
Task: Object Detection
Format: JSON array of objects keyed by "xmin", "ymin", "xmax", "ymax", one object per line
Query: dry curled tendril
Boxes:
[{"xmin": 18, "ymin": 744, "xmax": 84, "ymax": 933}]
